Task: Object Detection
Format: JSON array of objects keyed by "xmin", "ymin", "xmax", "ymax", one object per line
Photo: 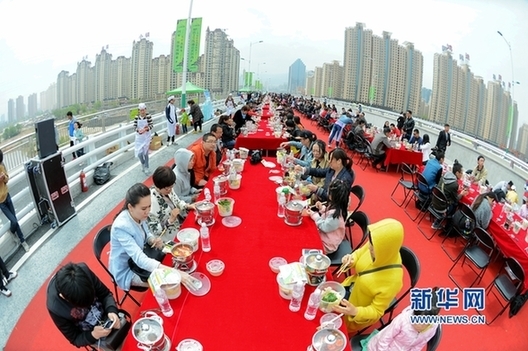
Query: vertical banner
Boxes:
[
  {"xmin": 188, "ymin": 18, "xmax": 202, "ymax": 73},
  {"xmin": 327, "ymin": 86, "xmax": 333, "ymax": 98},
  {"xmin": 369, "ymin": 86, "xmax": 376, "ymax": 102},
  {"xmin": 172, "ymin": 20, "xmax": 186, "ymax": 72}
]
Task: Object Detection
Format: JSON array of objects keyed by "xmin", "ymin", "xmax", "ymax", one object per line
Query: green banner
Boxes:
[
  {"xmin": 369, "ymin": 86, "xmax": 376, "ymax": 101},
  {"xmin": 244, "ymin": 72, "xmax": 253, "ymax": 88},
  {"xmin": 327, "ymin": 86, "xmax": 333, "ymax": 97},
  {"xmin": 188, "ymin": 18, "xmax": 202, "ymax": 73},
  {"xmin": 172, "ymin": 19, "xmax": 186, "ymax": 72}
]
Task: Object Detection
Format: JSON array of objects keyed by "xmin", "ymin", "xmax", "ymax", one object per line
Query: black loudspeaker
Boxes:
[
  {"xmin": 35, "ymin": 118, "xmax": 58, "ymax": 159},
  {"xmin": 25, "ymin": 152, "xmax": 76, "ymax": 227}
]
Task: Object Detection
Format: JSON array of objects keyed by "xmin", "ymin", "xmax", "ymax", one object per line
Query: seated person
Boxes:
[
  {"xmin": 334, "ymin": 219, "xmax": 404, "ymax": 333},
  {"xmin": 218, "ymin": 114, "xmax": 236, "ymax": 149},
  {"xmin": 210, "ymin": 124, "xmax": 224, "ymax": 166},
  {"xmin": 506, "ymin": 185, "xmax": 519, "ymax": 205},
  {"xmin": 470, "ymin": 155, "xmax": 488, "ymax": 185},
  {"xmin": 518, "ymin": 199, "xmax": 528, "ymax": 219},
  {"xmin": 371, "ymin": 127, "xmax": 393, "ymax": 171},
  {"xmin": 307, "ymin": 179, "xmax": 348, "ymax": 254},
  {"xmin": 354, "ymin": 119, "xmax": 367, "ymax": 138},
  {"xmin": 149, "ymin": 166, "xmax": 195, "ymax": 242},
  {"xmin": 293, "ymin": 116, "xmax": 305, "ymax": 130},
  {"xmin": 306, "ymin": 140, "xmax": 330, "ymax": 188},
  {"xmin": 419, "ymin": 151, "xmax": 444, "ymax": 193},
  {"xmin": 432, "ymin": 161, "xmax": 468, "ymax": 230},
  {"xmin": 419, "ymin": 134, "xmax": 433, "ymax": 165},
  {"xmin": 471, "ymin": 192, "xmax": 497, "ymax": 229},
  {"xmin": 296, "ymin": 148, "xmax": 354, "ymax": 202},
  {"xmin": 173, "ymin": 149, "xmax": 201, "ymax": 203},
  {"xmin": 233, "ymin": 105, "xmax": 253, "ymax": 133},
  {"xmin": 492, "ymin": 180, "xmax": 514, "ymax": 202},
  {"xmin": 284, "ymin": 119, "xmax": 301, "ymax": 140},
  {"xmin": 189, "ymin": 133, "xmax": 217, "ymax": 187},
  {"xmin": 110, "ymin": 183, "xmax": 175, "ymax": 290},
  {"xmin": 365, "ymin": 287, "xmax": 440, "ymax": 351},
  {"xmin": 389, "ymin": 123, "xmax": 401, "ymax": 138},
  {"xmin": 408, "ymin": 129, "xmax": 423, "ymax": 145},
  {"xmin": 47, "ymin": 262, "xmax": 121, "ymax": 348},
  {"xmin": 279, "ymin": 130, "xmax": 317, "ymax": 167}
]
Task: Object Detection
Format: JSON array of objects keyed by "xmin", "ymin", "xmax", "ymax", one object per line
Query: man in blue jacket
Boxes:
[{"xmin": 419, "ymin": 151, "xmax": 444, "ymax": 194}]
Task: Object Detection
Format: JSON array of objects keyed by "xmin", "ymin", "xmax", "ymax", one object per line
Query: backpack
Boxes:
[{"xmin": 94, "ymin": 162, "xmax": 113, "ymax": 185}]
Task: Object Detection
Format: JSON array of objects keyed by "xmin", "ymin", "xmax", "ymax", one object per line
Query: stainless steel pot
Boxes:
[
  {"xmin": 196, "ymin": 201, "xmax": 215, "ymax": 226},
  {"xmin": 171, "ymin": 243, "xmax": 194, "ymax": 265},
  {"xmin": 304, "ymin": 253, "xmax": 330, "ymax": 286},
  {"xmin": 133, "ymin": 312, "xmax": 170, "ymax": 351},
  {"xmin": 309, "ymin": 328, "xmax": 347, "ymax": 351},
  {"xmin": 213, "ymin": 175, "xmax": 228, "ymax": 196},
  {"xmin": 284, "ymin": 200, "xmax": 304, "ymax": 226}
]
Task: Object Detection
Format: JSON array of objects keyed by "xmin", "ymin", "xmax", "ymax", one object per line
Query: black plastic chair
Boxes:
[
  {"xmin": 481, "ymin": 257, "xmax": 525, "ymax": 324},
  {"xmin": 390, "ymin": 163, "xmax": 416, "ymax": 207},
  {"xmin": 448, "ymin": 227, "xmax": 495, "ymax": 288},
  {"xmin": 93, "ymin": 225, "xmax": 148, "ymax": 307},
  {"xmin": 349, "ymin": 184, "xmax": 365, "ymax": 215},
  {"xmin": 380, "ymin": 246, "xmax": 421, "ymax": 326},
  {"xmin": 441, "ymin": 202, "xmax": 477, "ymax": 261},
  {"xmin": 351, "ymin": 324, "xmax": 442, "ymax": 351},
  {"xmin": 346, "ymin": 210, "xmax": 370, "ymax": 250},
  {"xmin": 417, "ymin": 187, "xmax": 449, "ymax": 240},
  {"xmin": 405, "ymin": 173, "xmax": 432, "ymax": 221}
]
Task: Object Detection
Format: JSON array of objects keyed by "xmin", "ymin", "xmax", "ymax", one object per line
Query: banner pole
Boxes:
[{"xmin": 181, "ymin": 0, "xmax": 193, "ymax": 108}]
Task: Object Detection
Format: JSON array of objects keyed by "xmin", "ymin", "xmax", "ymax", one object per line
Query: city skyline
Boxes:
[{"xmin": 1, "ymin": 0, "xmax": 526, "ymax": 123}]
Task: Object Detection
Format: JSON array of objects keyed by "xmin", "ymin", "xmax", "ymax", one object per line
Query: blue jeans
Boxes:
[
  {"xmin": 328, "ymin": 123, "xmax": 344, "ymax": 144},
  {"xmin": 0, "ymin": 193, "xmax": 25, "ymax": 243}
]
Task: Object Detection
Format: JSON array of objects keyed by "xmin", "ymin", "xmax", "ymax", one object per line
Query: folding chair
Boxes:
[
  {"xmin": 441, "ymin": 203, "xmax": 477, "ymax": 261},
  {"xmin": 93, "ymin": 225, "xmax": 148, "ymax": 307},
  {"xmin": 404, "ymin": 173, "xmax": 431, "ymax": 221},
  {"xmin": 390, "ymin": 163, "xmax": 416, "ymax": 207},
  {"xmin": 417, "ymin": 187, "xmax": 448, "ymax": 240}
]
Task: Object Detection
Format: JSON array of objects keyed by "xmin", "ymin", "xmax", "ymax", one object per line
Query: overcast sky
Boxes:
[{"xmin": 0, "ymin": 0, "xmax": 526, "ymax": 126}]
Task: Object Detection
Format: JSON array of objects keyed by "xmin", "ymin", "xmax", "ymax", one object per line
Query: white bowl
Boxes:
[{"xmin": 206, "ymin": 259, "xmax": 225, "ymax": 276}]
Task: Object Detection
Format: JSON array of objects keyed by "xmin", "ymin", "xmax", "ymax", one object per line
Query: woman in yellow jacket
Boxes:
[{"xmin": 334, "ymin": 218, "xmax": 404, "ymax": 333}]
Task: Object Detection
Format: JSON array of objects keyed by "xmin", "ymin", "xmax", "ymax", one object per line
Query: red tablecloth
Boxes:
[
  {"xmin": 384, "ymin": 146, "xmax": 422, "ymax": 168},
  {"xmin": 461, "ymin": 185, "xmax": 528, "ymax": 290},
  {"xmin": 234, "ymin": 120, "xmax": 287, "ymax": 150},
  {"xmin": 121, "ymin": 158, "xmax": 348, "ymax": 350}
]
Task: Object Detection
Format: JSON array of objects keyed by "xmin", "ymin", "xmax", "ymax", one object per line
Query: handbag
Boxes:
[{"xmin": 104, "ymin": 309, "xmax": 132, "ymax": 351}]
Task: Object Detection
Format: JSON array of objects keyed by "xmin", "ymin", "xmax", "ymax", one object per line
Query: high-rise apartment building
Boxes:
[
  {"xmin": 288, "ymin": 59, "xmax": 306, "ymax": 94},
  {"xmin": 39, "ymin": 83, "xmax": 56, "ymax": 112},
  {"xmin": 95, "ymin": 48, "xmax": 113, "ymax": 102},
  {"xmin": 305, "ymin": 70, "xmax": 315, "ymax": 96},
  {"xmin": 130, "ymin": 38, "xmax": 153, "ymax": 100},
  {"xmin": 203, "ymin": 28, "xmax": 240, "ymax": 95},
  {"xmin": 7, "ymin": 99, "xmax": 15, "ymax": 123},
  {"xmin": 57, "ymin": 70, "xmax": 71, "ymax": 108},
  {"xmin": 313, "ymin": 66, "xmax": 323, "ymax": 98},
  {"xmin": 429, "ymin": 51, "xmax": 460, "ymax": 126},
  {"xmin": 76, "ymin": 59, "xmax": 94, "ymax": 105},
  {"xmin": 342, "ymin": 24, "xmax": 422, "ymax": 113},
  {"xmin": 320, "ymin": 61, "xmax": 343, "ymax": 98},
  {"xmin": 510, "ymin": 102, "xmax": 519, "ymax": 150},
  {"xmin": 151, "ymin": 55, "xmax": 172, "ymax": 100},
  {"xmin": 16, "ymin": 95, "xmax": 25, "ymax": 120},
  {"xmin": 28, "ymin": 93, "xmax": 38, "ymax": 118},
  {"xmin": 516, "ymin": 123, "xmax": 528, "ymax": 156},
  {"xmin": 113, "ymin": 56, "xmax": 131, "ymax": 99},
  {"xmin": 482, "ymin": 80, "xmax": 510, "ymax": 146}
]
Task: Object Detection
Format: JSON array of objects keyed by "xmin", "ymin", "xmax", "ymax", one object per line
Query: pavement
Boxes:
[{"xmin": 0, "ymin": 121, "xmax": 217, "ymax": 349}]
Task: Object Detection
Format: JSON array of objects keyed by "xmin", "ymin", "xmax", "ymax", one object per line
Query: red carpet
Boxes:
[{"xmin": 6, "ymin": 113, "xmax": 528, "ymax": 350}]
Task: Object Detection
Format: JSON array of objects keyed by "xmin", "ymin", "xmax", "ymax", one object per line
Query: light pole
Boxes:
[
  {"xmin": 248, "ymin": 40, "xmax": 263, "ymax": 87},
  {"xmin": 497, "ymin": 30, "xmax": 516, "ymax": 149},
  {"xmin": 180, "ymin": 0, "xmax": 194, "ymax": 108}
]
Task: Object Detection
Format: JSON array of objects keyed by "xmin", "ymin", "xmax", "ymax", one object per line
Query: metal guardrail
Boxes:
[{"xmin": 0, "ymin": 98, "xmax": 227, "ymax": 259}]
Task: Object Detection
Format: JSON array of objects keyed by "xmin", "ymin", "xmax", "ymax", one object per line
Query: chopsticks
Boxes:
[
  {"xmin": 335, "ymin": 261, "xmax": 349, "ymax": 278},
  {"xmin": 317, "ymin": 313, "xmax": 344, "ymax": 330},
  {"xmin": 150, "ymin": 228, "xmax": 167, "ymax": 248}
]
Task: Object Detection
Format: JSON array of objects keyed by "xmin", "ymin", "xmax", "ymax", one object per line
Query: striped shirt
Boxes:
[{"xmin": 133, "ymin": 114, "xmax": 153, "ymax": 132}]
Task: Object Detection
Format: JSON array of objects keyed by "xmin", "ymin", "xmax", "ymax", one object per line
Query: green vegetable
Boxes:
[
  {"xmin": 322, "ymin": 292, "xmax": 338, "ymax": 303},
  {"xmin": 282, "ymin": 188, "xmax": 290, "ymax": 194},
  {"xmin": 218, "ymin": 199, "xmax": 231, "ymax": 207}
]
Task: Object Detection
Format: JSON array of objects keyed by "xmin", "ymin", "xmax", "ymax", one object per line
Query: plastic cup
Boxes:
[
  {"xmin": 228, "ymin": 175, "xmax": 242, "ymax": 190},
  {"xmin": 276, "ymin": 272, "xmax": 293, "ymax": 300},
  {"xmin": 206, "ymin": 259, "xmax": 225, "ymax": 276},
  {"xmin": 216, "ymin": 197, "xmax": 235, "ymax": 217}
]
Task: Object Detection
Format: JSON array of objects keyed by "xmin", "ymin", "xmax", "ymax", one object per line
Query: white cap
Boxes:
[
  {"xmin": 138, "ymin": 103, "xmax": 147, "ymax": 110},
  {"xmin": 168, "ymin": 95, "xmax": 175, "ymax": 102},
  {"xmin": 511, "ymin": 185, "xmax": 517, "ymax": 191}
]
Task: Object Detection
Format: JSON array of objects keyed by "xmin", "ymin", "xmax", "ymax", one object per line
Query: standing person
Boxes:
[
  {"xmin": 67, "ymin": 111, "xmax": 77, "ymax": 159},
  {"xmin": 46, "ymin": 262, "xmax": 120, "ymax": 348},
  {"xmin": 179, "ymin": 108, "xmax": 189, "ymax": 134},
  {"xmin": 233, "ymin": 105, "xmax": 251, "ymax": 133},
  {"xmin": 0, "ymin": 256, "xmax": 17, "ymax": 297},
  {"xmin": 402, "ymin": 110, "xmax": 415, "ymax": 141},
  {"xmin": 134, "ymin": 103, "xmax": 153, "ymax": 175},
  {"xmin": 73, "ymin": 122, "xmax": 85, "ymax": 158},
  {"xmin": 225, "ymin": 94, "xmax": 236, "ymax": 116},
  {"xmin": 188, "ymin": 100, "xmax": 204, "ymax": 134},
  {"xmin": 396, "ymin": 112, "xmax": 405, "ymax": 132},
  {"xmin": 0, "ymin": 150, "xmax": 29, "ymax": 252},
  {"xmin": 328, "ymin": 112, "xmax": 354, "ymax": 148},
  {"xmin": 435, "ymin": 124, "xmax": 451, "ymax": 153},
  {"xmin": 165, "ymin": 96, "xmax": 177, "ymax": 146}
]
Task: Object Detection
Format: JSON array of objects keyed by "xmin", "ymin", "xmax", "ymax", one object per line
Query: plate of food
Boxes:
[{"xmin": 269, "ymin": 176, "xmax": 283, "ymax": 183}]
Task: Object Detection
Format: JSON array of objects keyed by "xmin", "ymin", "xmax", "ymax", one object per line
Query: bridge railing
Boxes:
[{"xmin": 0, "ymin": 98, "xmax": 226, "ymax": 259}]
